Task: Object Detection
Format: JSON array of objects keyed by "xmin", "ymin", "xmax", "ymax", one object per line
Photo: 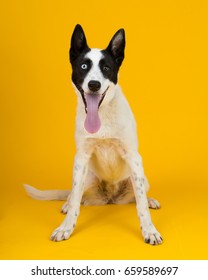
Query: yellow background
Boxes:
[{"xmin": 1, "ymin": 0, "xmax": 208, "ymax": 259}]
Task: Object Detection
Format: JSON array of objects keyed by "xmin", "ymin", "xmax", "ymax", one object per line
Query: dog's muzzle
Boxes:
[{"xmin": 79, "ymin": 86, "xmax": 109, "ymax": 134}]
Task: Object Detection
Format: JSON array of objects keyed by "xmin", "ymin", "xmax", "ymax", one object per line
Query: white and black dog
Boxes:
[{"xmin": 25, "ymin": 24, "xmax": 163, "ymax": 245}]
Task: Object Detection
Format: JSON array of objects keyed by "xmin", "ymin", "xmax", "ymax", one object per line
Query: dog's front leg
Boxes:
[
  {"xmin": 51, "ymin": 150, "xmax": 90, "ymax": 242},
  {"xmin": 126, "ymin": 152, "xmax": 163, "ymax": 245}
]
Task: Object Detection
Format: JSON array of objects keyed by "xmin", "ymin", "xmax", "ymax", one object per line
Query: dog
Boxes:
[{"xmin": 24, "ymin": 24, "xmax": 163, "ymax": 245}]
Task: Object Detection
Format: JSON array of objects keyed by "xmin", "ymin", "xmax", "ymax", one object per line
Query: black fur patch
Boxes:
[
  {"xmin": 70, "ymin": 24, "xmax": 89, "ymax": 63},
  {"xmin": 71, "ymin": 51, "xmax": 92, "ymax": 91},
  {"xmin": 99, "ymin": 51, "xmax": 120, "ymax": 84},
  {"xmin": 69, "ymin": 25, "xmax": 126, "ymax": 109}
]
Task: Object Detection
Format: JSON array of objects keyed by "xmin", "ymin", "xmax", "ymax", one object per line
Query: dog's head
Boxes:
[{"xmin": 69, "ymin": 24, "xmax": 125, "ymax": 134}]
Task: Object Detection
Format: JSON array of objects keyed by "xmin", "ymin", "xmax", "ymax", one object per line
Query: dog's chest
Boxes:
[{"xmin": 88, "ymin": 139, "xmax": 130, "ymax": 183}]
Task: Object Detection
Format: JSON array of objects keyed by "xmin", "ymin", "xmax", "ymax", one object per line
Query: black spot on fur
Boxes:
[{"xmin": 145, "ymin": 237, "xmax": 150, "ymax": 244}]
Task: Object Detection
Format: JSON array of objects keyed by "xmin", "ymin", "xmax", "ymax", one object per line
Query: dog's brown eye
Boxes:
[
  {"xmin": 103, "ymin": 66, "xmax": 110, "ymax": 72},
  {"xmin": 81, "ymin": 64, "xmax": 88, "ymax": 70}
]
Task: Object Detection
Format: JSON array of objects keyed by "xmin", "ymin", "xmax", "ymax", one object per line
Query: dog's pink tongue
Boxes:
[{"xmin": 84, "ymin": 94, "xmax": 101, "ymax": 134}]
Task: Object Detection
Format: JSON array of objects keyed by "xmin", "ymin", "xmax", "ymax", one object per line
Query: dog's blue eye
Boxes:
[
  {"xmin": 103, "ymin": 66, "xmax": 110, "ymax": 72},
  {"xmin": 81, "ymin": 64, "xmax": 88, "ymax": 70}
]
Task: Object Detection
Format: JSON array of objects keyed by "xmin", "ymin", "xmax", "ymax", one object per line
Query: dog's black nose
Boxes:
[{"xmin": 88, "ymin": 80, "xmax": 101, "ymax": 92}]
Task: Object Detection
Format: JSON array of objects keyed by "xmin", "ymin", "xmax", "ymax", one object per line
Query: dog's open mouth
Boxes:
[{"xmin": 82, "ymin": 87, "xmax": 109, "ymax": 134}]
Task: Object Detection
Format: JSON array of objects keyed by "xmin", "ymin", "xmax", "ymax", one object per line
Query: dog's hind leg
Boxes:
[
  {"xmin": 114, "ymin": 177, "xmax": 160, "ymax": 208},
  {"xmin": 147, "ymin": 197, "xmax": 160, "ymax": 209},
  {"xmin": 144, "ymin": 176, "xmax": 161, "ymax": 209}
]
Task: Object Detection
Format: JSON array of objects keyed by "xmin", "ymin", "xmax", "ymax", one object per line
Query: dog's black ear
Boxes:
[
  {"xmin": 106, "ymin": 29, "xmax": 125, "ymax": 66},
  {"xmin": 70, "ymin": 24, "xmax": 88, "ymax": 63}
]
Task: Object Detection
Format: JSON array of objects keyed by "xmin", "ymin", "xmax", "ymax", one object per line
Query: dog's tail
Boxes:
[{"xmin": 23, "ymin": 184, "xmax": 70, "ymax": 201}]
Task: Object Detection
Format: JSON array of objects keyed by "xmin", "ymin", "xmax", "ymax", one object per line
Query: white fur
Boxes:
[
  {"xmin": 52, "ymin": 59, "xmax": 162, "ymax": 244},
  {"xmin": 25, "ymin": 49, "xmax": 162, "ymax": 245},
  {"xmin": 82, "ymin": 49, "xmax": 104, "ymax": 94},
  {"xmin": 76, "ymin": 48, "xmax": 116, "ymax": 108}
]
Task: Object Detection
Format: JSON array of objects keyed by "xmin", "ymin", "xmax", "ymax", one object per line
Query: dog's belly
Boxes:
[{"xmin": 88, "ymin": 140, "xmax": 130, "ymax": 183}]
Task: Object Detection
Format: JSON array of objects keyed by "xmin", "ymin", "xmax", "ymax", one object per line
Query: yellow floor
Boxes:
[{"xmin": 1, "ymin": 177, "xmax": 207, "ymax": 260}]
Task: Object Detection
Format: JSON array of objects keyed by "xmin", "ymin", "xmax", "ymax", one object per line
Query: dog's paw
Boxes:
[
  {"xmin": 142, "ymin": 226, "xmax": 163, "ymax": 245},
  {"xmin": 50, "ymin": 226, "xmax": 72, "ymax": 242},
  {"xmin": 148, "ymin": 197, "xmax": 161, "ymax": 209},
  {"xmin": 61, "ymin": 202, "xmax": 69, "ymax": 214}
]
